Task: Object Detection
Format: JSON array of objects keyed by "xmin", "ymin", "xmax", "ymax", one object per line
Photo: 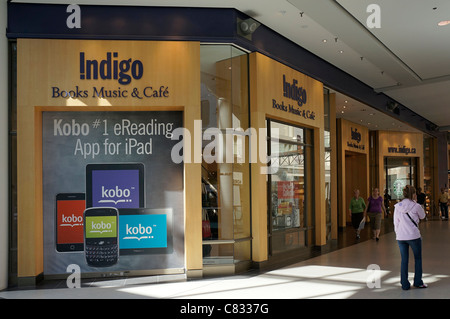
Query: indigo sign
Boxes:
[
  {"xmin": 50, "ymin": 51, "xmax": 171, "ymax": 100},
  {"xmin": 346, "ymin": 127, "xmax": 365, "ymax": 151},
  {"xmin": 283, "ymin": 75, "xmax": 307, "ymax": 106},
  {"xmin": 79, "ymin": 52, "xmax": 144, "ymax": 85},
  {"xmin": 351, "ymin": 127, "xmax": 361, "ymax": 143},
  {"xmin": 272, "ymin": 75, "xmax": 315, "ymax": 120},
  {"xmin": 387, "ymin": 145, "xmax": 416, "ymax": 155}
]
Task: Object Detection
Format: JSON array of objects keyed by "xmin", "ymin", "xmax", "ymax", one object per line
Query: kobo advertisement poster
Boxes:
[{"xmin": 42, "ymin": 111, "xmax": 184, "ymax": 276}]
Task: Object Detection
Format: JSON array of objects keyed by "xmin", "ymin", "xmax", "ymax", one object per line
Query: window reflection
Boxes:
[
  {"xmin": 200, "ymin": 44, "xmax": 250, "ymax": 266},
  {"xmin": 267, "ymin": 120, "xmax": 313, "ymax": 255},
  {"xmin": 385, "ymin": 157, "xmax": 417, "ymax": 200}
]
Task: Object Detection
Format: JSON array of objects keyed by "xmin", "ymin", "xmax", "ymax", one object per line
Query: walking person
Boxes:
[
  {"xmin": 348, "ymin": 189, "xmax": 366, "ymax": 239},
  {"xmin": 394, "ymin": 185, "xmax": 427, "ymax": 290},
  {"xmin": 364, "ymin": 188, "xmax": 386, "ymax": 241},
  {"xmin": 439, "ymin": 188, "xmax": 448, "ymax": 220}
]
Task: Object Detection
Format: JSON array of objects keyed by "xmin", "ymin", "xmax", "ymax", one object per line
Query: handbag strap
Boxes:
[{"xmin": 406, "ymin": 212, "xmax": 418, "ymax": 228}]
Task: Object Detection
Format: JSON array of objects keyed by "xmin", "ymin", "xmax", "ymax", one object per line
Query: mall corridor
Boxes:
[
  {"xmin": 1, "ymin": 219, "xmax": 449, "ymax": 299},
  {"xmin": 2, "ymin": 3, "xmax": 450, "ymax": 303}
]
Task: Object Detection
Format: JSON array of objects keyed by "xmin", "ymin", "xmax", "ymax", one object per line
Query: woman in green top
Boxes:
[{"xmin": 349, "ymin": 189, "xmax": 366, "ymax": 239}]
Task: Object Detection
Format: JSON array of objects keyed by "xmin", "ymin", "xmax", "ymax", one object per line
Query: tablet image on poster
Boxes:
[
  {"xmin": 118, "ymin": 208, "xmax": 173, "ymax": 255},
  {"xmin": 86, "ymin": 163, "xmax": 145, "ymax": 209},
  {"xmin": 42, "ymin": 111, "xmax": 184, "ymax": 276}
]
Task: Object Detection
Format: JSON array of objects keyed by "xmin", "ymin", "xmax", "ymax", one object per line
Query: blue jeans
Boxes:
[{"xmin": 397, "ymin": 238, "xmax": 423, "ymax": 290}]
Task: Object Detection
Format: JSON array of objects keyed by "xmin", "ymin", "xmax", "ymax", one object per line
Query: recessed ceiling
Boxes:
[
  {"xmin": 333, "ymin": 90, "xmax": 420, "ymax": 133},
  {"xmin": 13, "ymin": 0, "xmax": 450, "ymax": 130},
  {"xmin": 336, "ymin": 0, "xmax": 450, "ymax": 81}
]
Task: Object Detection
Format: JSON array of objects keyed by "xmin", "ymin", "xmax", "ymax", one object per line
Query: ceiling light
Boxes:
[
  {"xmin": 339, "ymin": 50, "xmax": 344, "ymax": 54},
  {"xmin": 438, "ymin": 20, "xmax": 450, "ymax": 26},
  {"xmin": 322, "ymin": 39, "xmax": 327, "ymax": 43}
]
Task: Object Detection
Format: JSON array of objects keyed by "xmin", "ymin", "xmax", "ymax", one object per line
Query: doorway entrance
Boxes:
[{"xmin": 345, "ymin": 151, "xmax": 368, "ymax": 222}]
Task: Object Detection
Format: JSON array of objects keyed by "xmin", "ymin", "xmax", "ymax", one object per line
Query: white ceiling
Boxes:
[{"xmin": 13, "ymin": 0, "xmax": 450, "ymax": 131}]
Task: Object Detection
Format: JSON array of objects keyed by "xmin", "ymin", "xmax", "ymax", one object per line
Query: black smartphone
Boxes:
[
  {"xmin": 83, "ymin": 207, "xmax": 119, "ymax": 267},
  {"xmin": 55, "ymin": 193, "xmax": 85, "ymax": 252}
]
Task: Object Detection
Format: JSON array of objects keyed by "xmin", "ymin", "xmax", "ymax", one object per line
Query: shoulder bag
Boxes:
[{"xmin": 405, "ymin": 212, "xmax": 419, "ymax": 228}]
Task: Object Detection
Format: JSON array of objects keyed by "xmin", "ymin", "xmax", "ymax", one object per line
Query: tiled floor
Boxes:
[{"xmin": 1, "ymin": 219, "xmax": 449, "ymax": 299}]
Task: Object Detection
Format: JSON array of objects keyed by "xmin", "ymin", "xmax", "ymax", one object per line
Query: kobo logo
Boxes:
[
  {"xmin": 99, "ymin": 186, "xmax": 133, "ymax": 205},
  {"xmin": 60, "ymin": 214, "xmax": 83, "ymax": 227},
  {"xmin": 86, "ymin": 216, "xmax": 117, "ymax": 237},
  {"xmin": 123, "ymin": 223, "xmax": 153, "ymax": 241},
  {"xmin": 88, "ymin": 220, "xmax": 114, "ymax": 235},
  {"xmin": 91, "ymin": 220, "xmax": 112, "ymax": 230},
  {"xmin": 79, "ymin": 52, "xmax": 144, "ymax": 85}
]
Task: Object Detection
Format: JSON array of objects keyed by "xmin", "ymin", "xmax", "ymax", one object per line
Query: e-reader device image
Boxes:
[
  {"xmin": 84, "ymin": 207, "xmax": 119, "ymax": 267},
  {"xmin": 86, "ymin": 163, "xmax": 145, "ymax": 209},
  {"xmin": 118, "ymin": 208, "xmax": 173, "ymax": 255},
  {"xmin": 55, "ymin": 193, "xmax": 86, "ymax": 252}
]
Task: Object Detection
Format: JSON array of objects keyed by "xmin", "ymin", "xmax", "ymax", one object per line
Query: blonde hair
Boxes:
[{"xmin": 403, "ymin": 185, "xmax": 416, "ymax": 199}]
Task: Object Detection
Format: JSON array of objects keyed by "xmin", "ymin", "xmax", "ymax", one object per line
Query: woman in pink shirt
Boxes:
[{"xmin": 394, "ymin": 185, "xmax": 427, "ymax": 290}]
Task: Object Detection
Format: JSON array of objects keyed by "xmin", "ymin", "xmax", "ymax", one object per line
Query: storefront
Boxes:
[
  {"xmin": 370, "ymin": 131, "xmax": 424, "ymax": 216},
  {"xmin": 249, "ymin": 53, "xmax": 328, "ymax": 266},
  {"xmin": 337, "ymin": 118, "xmax": 369, "ymax": 227},
  {"xmin": 15, "ymin": 39, "xmax": 201, "ymax": 284},
  {"xmin": 10, "ymin": 36, "xmax": 329, "ymax": 283},
  {"xmin": 377, "ymin": 131, "xmax": 424, "ymax": 202},
  {"xmin": 6, "ymin": 3, "xmax": 447, "ymax": 288},
  {"xmin": 9, "ymin": 23, "xmax": 332, "ymax": 286}
]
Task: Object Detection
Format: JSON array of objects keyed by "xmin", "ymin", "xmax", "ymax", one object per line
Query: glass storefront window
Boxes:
[
  {"xmin": 9, "ymin": 41, "xmax": 18, "ymax": 286},
  {"xmin": 200, "ymin": 44, "xmax": 251, "ymax": 267},
  {"xmin": 385, "ymin": 157, "xmax": 418, "ymax": 200},
  {"xmin": 323, "ymin": 88, "xmax": 331, "ymax": 240},
  {"xmin": 267, "ymin": 119, "xmax": 313, "ymax": 255}
]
